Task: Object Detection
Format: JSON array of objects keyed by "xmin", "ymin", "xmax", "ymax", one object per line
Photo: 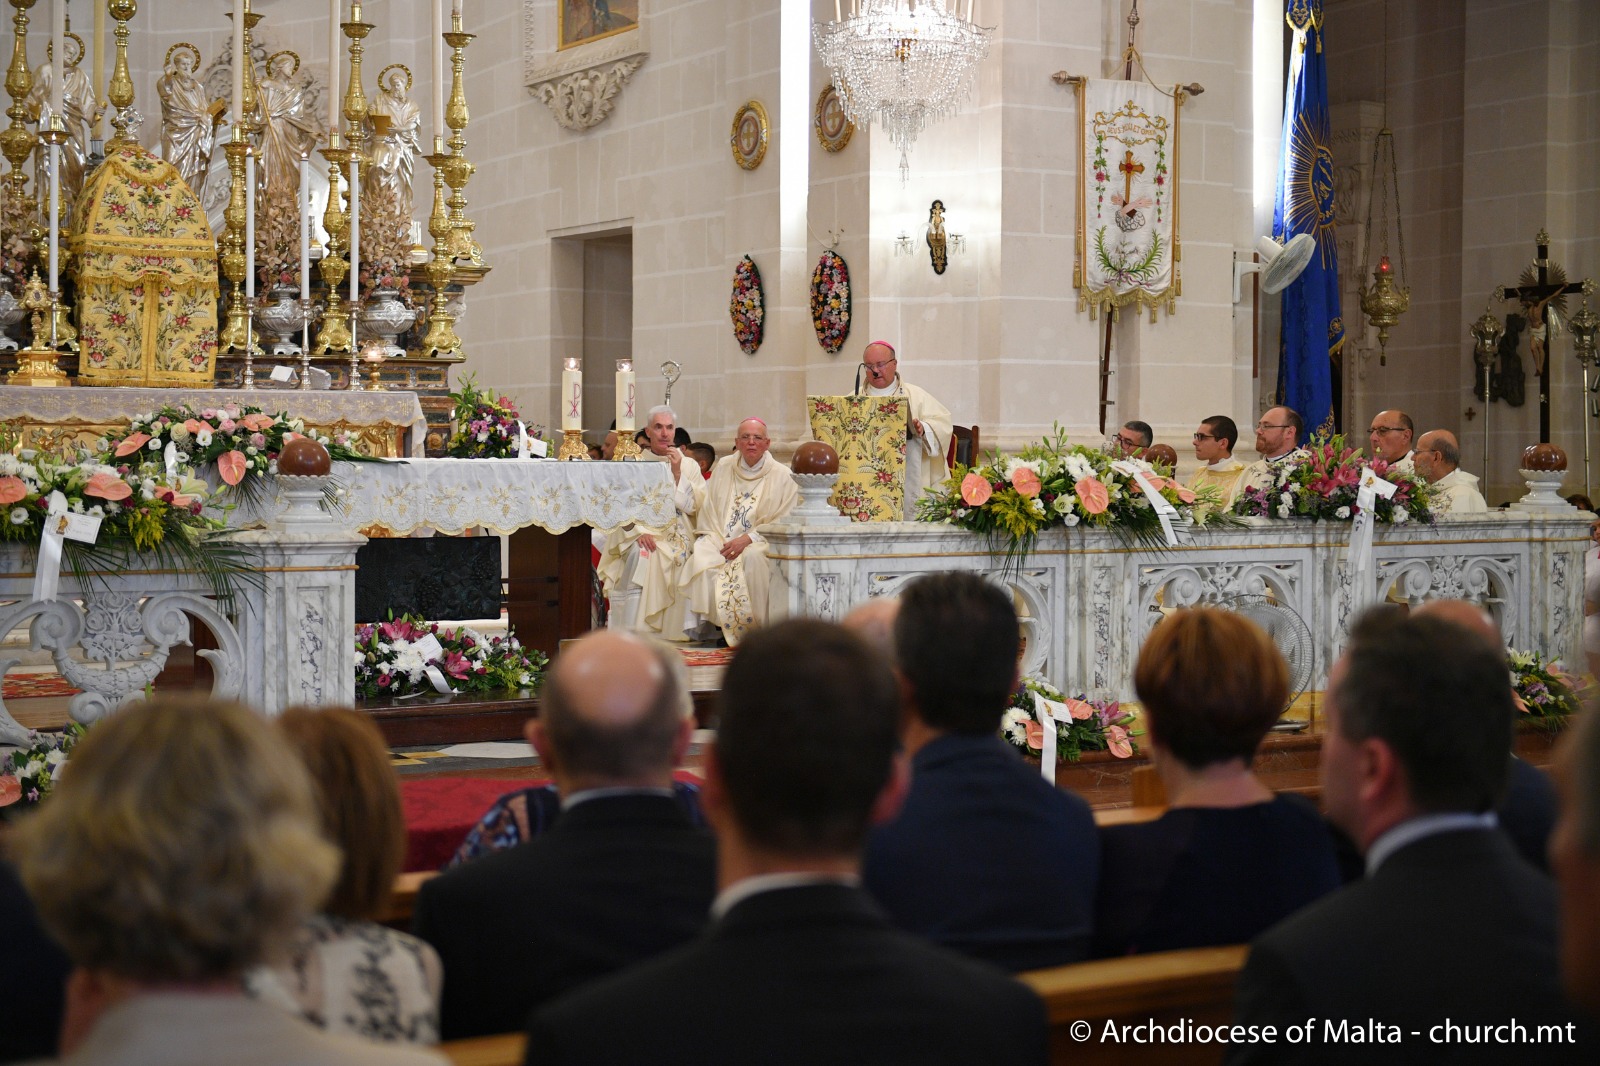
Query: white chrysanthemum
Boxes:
[
  {"xmin": 1065, "ymin": 454, "xmax": 1096, "ymax": 481},
  {"xmin": 1003, "ymin": 457, "xmax": 1042, "ymax": 482},
  {"xmin": 1000, "ymin": 708, "xmax": 1032, "ymax": 744},
  {"xmin": 0, "ymin": 455, "xmax": 17, "ymax": 475},
  {"xmin": 1280, "ymin": 492, "xmax": 1293, "ymax": 504},
  {"xmin": 1064, "ymin": 512, "xmax": 1081, "ymax": 526},
  {"xmin": 45, "ymin": 748, "xmax": 67, "ymax": 769},
  {"xmin": 1277, "ymin": 504, "xmax": 1291, "ymax": 518},
  {"xmin": 1392, "ymin": 509, "xmax": 1408, "ymax": 524},
  {"xmin": 1335, "ymin": 506, "xmax": 1350, "ymax": 519},
  {"xmin": 9, "ymin": 507, "xmax": 27, "ymax": 525}
]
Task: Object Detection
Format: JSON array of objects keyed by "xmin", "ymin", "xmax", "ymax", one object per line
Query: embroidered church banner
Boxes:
[
  {"xmin": 807, "ymin": 395, "xmax": 906, "ymax": 523},
  {"xmin": 1075, "ymin": 79, "xmax": 1182, "ymax": 321}
]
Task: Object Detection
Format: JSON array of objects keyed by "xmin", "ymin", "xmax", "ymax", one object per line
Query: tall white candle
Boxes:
[
  {"xmin": 432, "ymin": 1, "xmax": 445, "ymax": 145},
  {"xmin": 615, "ymin": 361, "xmax": 636, "ymax": 433},
  {"xmin": 299, "ymin": 153, "xmax": 311, "ymax": 301},
  {"xmin": 348, "ymin": 155, "xmax": 359, "ymax": 305},
  {"xmin": 328, "ymin": 0, "xmax": 341, "ymax": 137},
  {"xmin": 244, "ymin": 147, "xmax": 256, "ymax": 299},
  {"xmin": 231, "ymin": 0, "xmax": 245, "ymax": 128},
  {"xmin": 562, "ymin": 358, "xmax": 583, "ymax": 432},
  {"xmin": 51, "ymin": 0, "xmax": 64, "ymax": 117},
  {"xmin": 92, "ymin": 0, "xmax": 105, "ymax": 137},
  {"xmin": 47, "ymin": 145, "xmax": 59, "ymax": 293}
]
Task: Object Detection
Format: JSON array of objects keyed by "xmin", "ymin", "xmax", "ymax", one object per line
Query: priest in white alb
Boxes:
[
  {"xmin": 598, "ymin": 405, "xmax": 705, "ymax": 636},
  {"xmin": 1413, "ymin": 429, "xmax": 1488, "ymax": 514},
  {"xmin": 682, "ymin": 418, "xmax": 799, "ymax": 645},
  {"xmin": 858, "ymin": 341, "xmax": 953, "ymax": 519}
]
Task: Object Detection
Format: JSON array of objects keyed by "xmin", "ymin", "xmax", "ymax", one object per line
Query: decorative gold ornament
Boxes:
[
  {"xmin": 221, "ymin": 1, "xmax": 263, "ymax": 135},
  {"xmin": 442, "ymin": 14, "xmax": 483, "ymax": 265},
  {"xmin": 1357, "ymin": 256, "xmax": 1410, "ymax": 359},
  {"xmin": 6, "ymin": 268, "xmax": 67, "ymax": 385},
  {"xmin": 2, "ymin": 0, "xmax": 40, "ymax": 264},
  {"xmin": 557, "ymin": 428, "xmax": 587, "ymax": 461},
  {"xmin": 613, "ymin": 433, "xmax": 642, "ymax": 461},
  {"xmin": 313, "ymin": 140, "xmax": 354, "ymax": 356},
  {"xmin": 419, "ymin": 142, "xmax": 461, "ymax": 357},
  {"xmin": 730, "ymin": 100, "xmax": 769, "ymax": 170},
  {"xmin": 814, "ymin": 84, "xmax": 853, "ymax": 153},
  {"xmin": 217, "ymin": 132, "xmax": 261, "ymax": 357},
  {"xmin": 341, "ymin": 6, "xmax": 374, "ymax": 157}
]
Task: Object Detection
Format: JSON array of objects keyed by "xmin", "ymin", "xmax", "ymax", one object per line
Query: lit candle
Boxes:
[
  {"xmin": 231, "ymin": 0, "xmax": 245, "ymax": 128},
  {"xmin": 299, "ymin": 153, "xmax": 310, "ymax": 301},
  {"xmin": 51, "ymin": 0, "xmax": 64, "ymax": 117},
  {"xmin": 615, "ymin": 359, "xmax": 636, "ymax": 433},
  {"xmin": 348, "ymin": 155, "xmax": 360, "ymax": 305},
  {"xmin": 432, "ymin": 0, "xmax": 445, "ymax": 144},
  {"xmin": 244, "ymin": 148, "xmax": 256, "ymax": 300},
  {"xmin": 562, "ymin": 356, "xmax": 583, "ymax": 432},
  {"xmin": 328, "ymin": 0, "xmax": 340, "ymax": 137}
]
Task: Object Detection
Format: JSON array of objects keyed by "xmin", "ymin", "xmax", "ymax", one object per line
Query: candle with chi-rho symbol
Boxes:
[
  {"xmin": 615, "ymin": 358, "xmax": 636, "ymax": 434},
  {"xmin": 562, "ymin": 356, "xmax": 583, "ymax": 432}
]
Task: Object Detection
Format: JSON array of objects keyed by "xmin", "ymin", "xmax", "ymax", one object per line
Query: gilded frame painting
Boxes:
[{"xmin": 559, "ymin": 1, "xmax": 640, "ymax": 51}]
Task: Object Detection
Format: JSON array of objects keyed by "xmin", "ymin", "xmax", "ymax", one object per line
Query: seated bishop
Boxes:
[
  {"xmin": 682, "ymin": 418, "xmax": 798, "ymax": 646},
  {"xmin": 598, "ymin": 405, "xmax": 705, "ymax": 638}
]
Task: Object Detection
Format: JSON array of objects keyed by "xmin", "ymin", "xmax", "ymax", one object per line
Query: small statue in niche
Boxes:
[
  {"xmin": 927, "ymin": 199, "xmax": 948, "ymax": 276},
  {"xmin": 1491, "ymin": 312, "xmax": 1527, "ymax": 408}
]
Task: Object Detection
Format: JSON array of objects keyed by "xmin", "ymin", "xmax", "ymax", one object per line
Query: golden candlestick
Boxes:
[
  {"xmin": 442, "ymin": 17, "xmax": 483, "ymax": 265},
  {"xmin": 2, "ymin": 0, "xmax": 40, "ymax": 268},
  {"xmin": 341, "ymin": 10, "xmax": 374, "ymax": 159},
  {"xmin": 313, "ymin": 140, "xmax": 353, "ymax": 356},
  {"xmin": 557, "ymin": 429, "xmax": 587, "ymax": 461},
  {"xmin": 105, "ymin": 0, "xmax": 138, "ymax": 145},
  {"xmin": 419, "ymin": 145, "xmax": 461, "ymax": 357},
  {"xmin": 217, "ymin": 131, "xmax": 260, "ymax": 355},
  {"xmin": 6, "ymin": 269, "xmax": 66, "ymax": 385},
  {"xmin": 35, "ymin": 117, "xmax": 75, "ymax": 353}
]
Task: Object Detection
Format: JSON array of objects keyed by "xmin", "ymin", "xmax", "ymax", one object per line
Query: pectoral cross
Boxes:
[
  {"xmin": 1118, "ymin": 150, "xmax": 1144, "ymax": 212},
  {"xmin": 1499, "ymin": 229, "xmax": 1594, "ymax": 441}
]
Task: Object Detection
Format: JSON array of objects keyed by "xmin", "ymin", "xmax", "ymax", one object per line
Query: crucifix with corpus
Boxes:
[{"xmin": 1498, "ymin": 229, "xmax": 1595, "ymax": 442}]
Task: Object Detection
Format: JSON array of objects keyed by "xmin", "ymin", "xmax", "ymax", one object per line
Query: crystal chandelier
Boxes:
[{"xmin": 812, "ymin": 1, "xmax": 992, "ymax": 181}]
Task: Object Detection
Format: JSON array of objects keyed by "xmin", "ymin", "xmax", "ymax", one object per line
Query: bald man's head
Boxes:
[
  {"xmin": 530, "ymin": 630, "xmax": 690, "ymax": 789},
  {"xmin": 842, "ymin": 597, "xmax": 900, "ymax": 658},
  {"xmin": 1412, "ymin": 598, "xmax": 1501, "ymax": 650}
]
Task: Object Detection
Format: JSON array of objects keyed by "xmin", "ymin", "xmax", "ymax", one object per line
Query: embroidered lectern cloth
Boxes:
[{"xmin": 807, "ymin": 395, "xmax": 907, "ymax": 523}]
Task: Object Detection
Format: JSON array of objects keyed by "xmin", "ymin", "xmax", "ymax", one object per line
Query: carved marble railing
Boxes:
[
  {"xmin": 764, "ymin": 513, "xmax": 1588, "ymax": 702},
  {"xmin": 0, "ymin": 530, "xmax": 362, "ymax": 745}
]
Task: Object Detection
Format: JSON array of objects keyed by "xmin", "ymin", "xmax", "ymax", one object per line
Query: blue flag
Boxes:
[{"xmin": 1274, "ymin": 0, "xmax": 1343, "ymax": 438}]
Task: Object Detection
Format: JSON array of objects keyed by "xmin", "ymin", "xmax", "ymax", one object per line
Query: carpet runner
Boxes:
[{"xmin": 0, "ymin": 672, "xmax": 80, "ymax": 700}]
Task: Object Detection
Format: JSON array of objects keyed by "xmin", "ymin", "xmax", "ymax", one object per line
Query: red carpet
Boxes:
[
  {"xmin": 1, "ymin": 672, "xmax": 80, "ymax": 700},
  {"xmin": 400, "ymin": 771, "xmax": 705, "ymax": 872}
]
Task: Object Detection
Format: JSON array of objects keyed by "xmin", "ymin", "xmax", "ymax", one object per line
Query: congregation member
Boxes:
[
  {"xmin": 682, "ymin": 418, "xmax": 798, "ymax": 645},
  {"xmin": 415, "ymin": 630, "xmax": 715, "ymax": 1041},
  {"xmin": 1551, "ymin": 710, "xmax": 1600, "ymax": 1016},
  {"xmin": 1093, "ymin": 609, "xmax": 1341, "ymax": 958},
  {"xmin": 249, "ymin": 708, "xmax": 442, "ymax": 1044},
  {"xmin": 862, "ymin": 572, "xmax": 1099, "ymax": 970},
  {"xmin": 841, "ymin": 595, "xmax": 900, "ymax": 654},
  {"xmin": 11, "ymin": 698, "xmax": 443, "ymax": 1066},
  {"xmin": 1412, "ymin": 430, "xmax": 1487, "ymax": 512},
  {"xmin": 1587, "ymin": 516, "xmax": 1600, "ymax": 682},
  {"xmin": 1367, "ymin": 408, "xmax": 1416, "ymax": 474},
  {"xmin": 600, "ymin": 429, "xmax": 617, "ymax": 460},
  {"xmin": 0, "ymin": 859, "xmax": 72, "ymax": 1062},
  {"xmin": 597, "ymin": 405, "xmax": 705, "ymax": 636},
  {"xmin": 1227, "ymin": 611, "xmax": 1588, "ymax": 1064},
  {"xmin": 524, "ymin": 619, "xmax": 1049, "ymax": 1066},
  {"xmin": 1110, "ymin": 420, "xmax": 1153, "ymax": 457},
  {"xmin": 685, "ymin": 441, "xmax": 715, "ymax": 479},
  {"xmin": 1187, "ymin": 415, "xmax": 1247, "ymax": 514},
  {"xmin": 1238, "ymin": 406, "xmax": 1309, "ymax": 497},
  {"xmin": 857, "ymin": 340, "xmax": 953, "ymax": 518}
]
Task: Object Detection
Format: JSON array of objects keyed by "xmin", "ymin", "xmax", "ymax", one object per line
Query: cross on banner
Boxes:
[
  {"xmin": 1498, "ymin": 229, "xmax": 1594, "ymax": 441},
  {"xmin": 1118, "ymin": 150, "xmax": 1144, "ymax": 215}
]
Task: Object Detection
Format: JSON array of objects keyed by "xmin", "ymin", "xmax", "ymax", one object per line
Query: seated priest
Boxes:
[
  {"xmin": 858, "ymin": 341, "xmax": 953, "ymax": 518},
  {"xmin": 1367, "ymin": 408, "xmax": 1416, "ymax": 475},
  {"xmin": 1413, "ymin": 430, "xmax": 1487, "ymax": 513},
  {"xmin": 682, "ymin": 418, "xmax": 798, "ymax": 646},
  {"xmin": 1187, "ymin": 415, "xmax": 1247, "ymax": 515},
  {"xmin": 598, "ymin": 405, "xmax": 705, "ymax": 638}
]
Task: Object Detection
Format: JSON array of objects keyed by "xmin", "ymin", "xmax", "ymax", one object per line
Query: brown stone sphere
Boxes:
[
  {"xmin": 791, "ymin": 440, "xmax": 840, "ymax": 475},
  {"xmin": 278, "ymin": 435, "xmax": 333, "ymax": 476},
  {"xmin": 1145, "ymin": 443, "xmax": 1178, "ymax": 470},
  {"xmin": 1521, "ymin": 442, "xmax": 1568, "ymax": 472}
]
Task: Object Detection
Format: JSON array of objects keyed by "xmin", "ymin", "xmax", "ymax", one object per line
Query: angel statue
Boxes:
[
  {"xmin": 256, "ymin": 51, "xmax": 320, "ymax": 208},
  {"xmin": 157, "ymin": 43, "xmax": 223, "ymax": 202},
  {"xmin": 25, "ymin": 32, "xmax": 103, "ymax": 225},
  {"xmin": 366, "ymin": 64, "xmax": 422, "ymax": 212}
]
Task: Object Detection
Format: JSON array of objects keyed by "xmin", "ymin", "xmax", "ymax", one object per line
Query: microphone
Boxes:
[{"xmin": 854, "ymin": 362, "xmax": 866, "ymax": 396}]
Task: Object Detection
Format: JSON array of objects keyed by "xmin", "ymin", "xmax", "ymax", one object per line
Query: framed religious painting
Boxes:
[
  {"xmin": 559, "ymin": 0, "xmax": 640, "ymax": 50},
  {"xmin": 730, "ymin": 101, "xmax": 769, "ymax": 170},
  {"xmin": 814, "ymin": 84, "xmax": 853, "ymax": 153}
]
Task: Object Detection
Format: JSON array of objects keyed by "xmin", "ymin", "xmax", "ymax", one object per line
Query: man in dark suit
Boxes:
[
  {"xmin": 1551, "ymin": 708, "xmax": 1600, "ymax": 1017},
  {"xmin": 413, "ymin": 629, "xmax": 716, "ymax": 1040},
  {"xmin": 524, "ymin": 619, "xmax": 1047, "ymax": 1066},
  {"xmin": 862, "ymin": 572, "xmax": 1099, "ymax": 970},
  {"xmin": 1228, "ymin": 610, "xmax": 1589, "ymax": 1064}
]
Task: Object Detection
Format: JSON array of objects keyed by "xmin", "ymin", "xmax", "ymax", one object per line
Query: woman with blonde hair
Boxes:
[
  {"xmin": 12, "ymin": 698, "xmax": 442, "ymax": 1066},
  {"xmin": 248, "ymin": 707, "xmax": 442, "ymax": 1044},
  {"xmin": 1092, "ymin": 608, "xmax": 1342, "ymax": 957}
]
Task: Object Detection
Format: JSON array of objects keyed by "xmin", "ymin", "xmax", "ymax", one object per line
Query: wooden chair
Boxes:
[{"xmin": 947, "ymin": 424, "xmax": 980, "ymax": 469}]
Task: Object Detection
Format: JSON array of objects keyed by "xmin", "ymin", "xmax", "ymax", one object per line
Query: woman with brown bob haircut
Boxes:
[
  {"xmin": 1091, "ymin": 609, "xmax": 1343, "ymax": 957},
  {"xmin": 246, "ymin": 707, "xmax": 443, "ymax": 1045}
]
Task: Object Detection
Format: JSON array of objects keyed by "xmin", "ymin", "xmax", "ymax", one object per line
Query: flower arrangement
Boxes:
[
  {"xmin": 1232, "ymin": 434, "xmax": 1432, "ymax": 525},
  {"xmin": 357, "ymin": 189, "xmax": 414, "ymax": 297},
  {"xmin": 447, "ymin": 375, "xmax": 541, "ymax": 459},
  {"xmin": 730, "ymin": 254, "xmax": 764, "ymax": 355},
  {"xmin": 999, "ymin": 676, "xmax": 1140, "ymax": 763},
  {"xmin": 355, "ymin": 615, "xmax": 548, "ymax": 700},
  {"xmin": 0, "ymin": 723, "xmax": 87, "ymax": 815},
  {"xmin": 0, "ymin": 183, "xmax": 35, "ymax": 283},
  {"xmin": 916, "ymin": 425, "xmax": 1225, "ymax": 560},
  {"xmin": 810, "ymin": 250, "xmax": 850, "ymax": 354},
  {"xmin": 1508, "ymin": 649, "xmax": 1581, "ymax": 724},
  {"xmin": 254, "ymin": 190, "xmax": 301, "ymax": 292}
]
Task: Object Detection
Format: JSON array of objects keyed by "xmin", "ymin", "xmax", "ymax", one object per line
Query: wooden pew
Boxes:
[{"xmin": 435, "ymin": 945, "xmax": 1249, "ymax": 1066}]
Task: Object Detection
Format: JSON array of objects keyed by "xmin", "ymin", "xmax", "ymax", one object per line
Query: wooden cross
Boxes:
[
  {"xmin": 1118, "ymin": 150, "xmax": 1144, "ymax": 211},
  {"xmin": 1499, "ymin": 229, "xmax": 1593, "ymax": 441}
]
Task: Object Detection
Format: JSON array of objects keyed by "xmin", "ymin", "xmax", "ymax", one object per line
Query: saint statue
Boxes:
[
  {"xmin": 25, "ymin": 33, "xmax": 103, "ymax": 226},
  {"xmin": 366, "ymin": 65, "xmax": 422, "ymax": 212},
  {"xmin": 255, "ymin": 52, "xmax": 320, "ymax": 208},
  {"xmin": 156, "ymin": 43, "xmax": 222, "ymax": 203}
]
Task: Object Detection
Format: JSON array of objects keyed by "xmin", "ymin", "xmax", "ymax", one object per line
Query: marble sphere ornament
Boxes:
[
  {"xmin": 278, "ymin": 435, "xmax": 333, "ymax": 476},
  {"xmin": 1521, "ymin": 443, "xmax": 1568, "ymax": 472},
  {"xmin": 791, "ymin": 439, "xmax": 840, "ymax": 475}
]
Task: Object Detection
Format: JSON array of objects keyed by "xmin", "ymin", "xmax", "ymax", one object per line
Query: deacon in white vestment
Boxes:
[
  {"xmin": 682, "ymin": 419, "xmax": 799, "ymax": 646},
  {"xmin": 1414, "ymin": 430, "xmax": 1488, "ymax": 514},
  {"xmin": 598, "ymin": 405, "xmax": 705, "ymax": 637},
  {"xmin": 859, "ymin": 341, "xmax": 954, "ymax": 519}
]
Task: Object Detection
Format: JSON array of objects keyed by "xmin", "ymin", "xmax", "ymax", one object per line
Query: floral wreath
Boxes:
[
  {"xmin": 730, "ymin": 255, "xmax": 764, "ymax": 355},
  {"xmin": 810, "ymin": 250, "xmax": 851, "ymax": 354}
]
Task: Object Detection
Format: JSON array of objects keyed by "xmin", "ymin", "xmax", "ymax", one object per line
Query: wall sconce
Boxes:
[{"xmin": 894, "ymin": 200, "xmax": 966, "ymax": 274}]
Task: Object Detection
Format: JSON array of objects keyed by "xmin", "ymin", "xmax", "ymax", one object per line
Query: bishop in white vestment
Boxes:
[
  {"xmin": 859, "ymin": 341, "xmax": 954, "ymax": 519},
  {"xmin": 682, "ymin": 419, "xmax": 799, "ymax": 645}
]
